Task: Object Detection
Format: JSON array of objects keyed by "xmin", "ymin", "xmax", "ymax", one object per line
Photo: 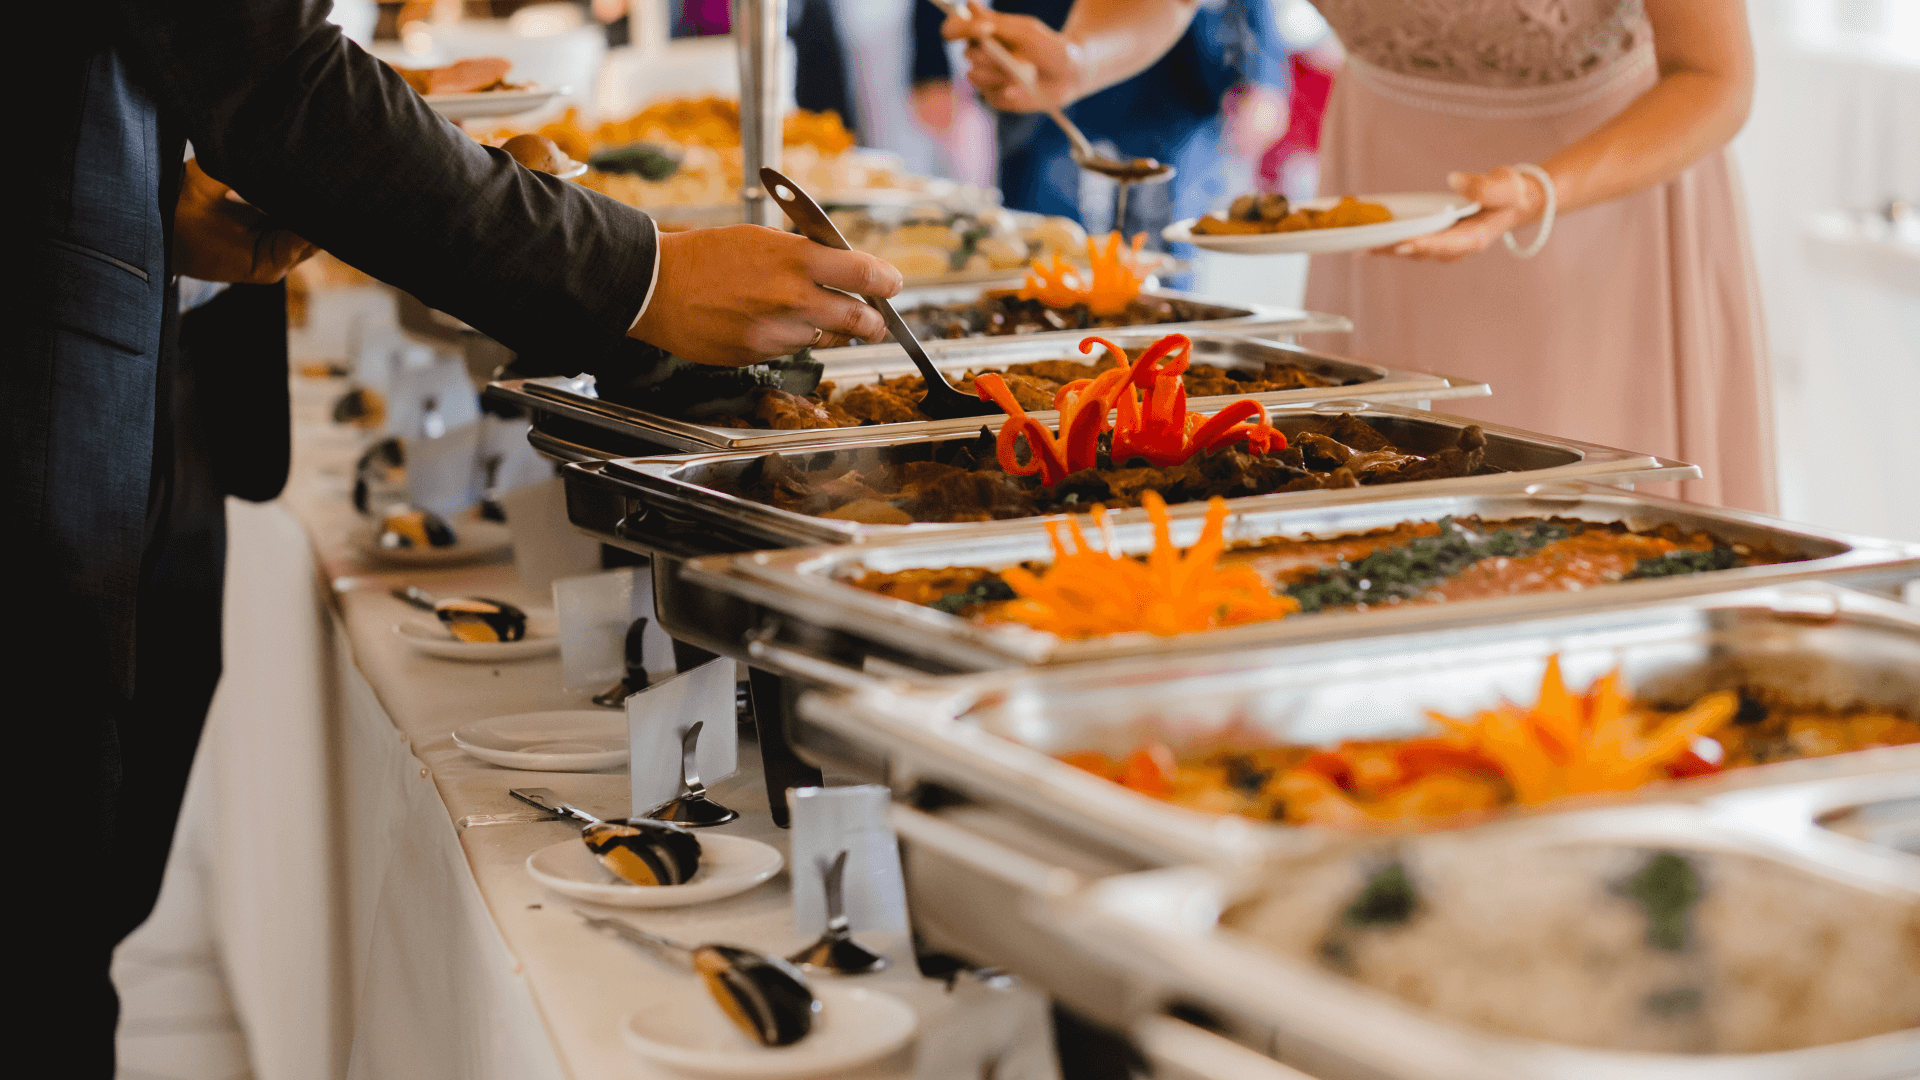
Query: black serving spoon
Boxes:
[{"xmin": 760, "ymin": 167, "xmax": 1001, "ymax": 421}]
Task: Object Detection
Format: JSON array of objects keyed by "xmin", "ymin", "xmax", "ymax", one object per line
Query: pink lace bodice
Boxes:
[{"xmin": 1312, "ymin": 0, "xmax": 1649, "ymax": 87}]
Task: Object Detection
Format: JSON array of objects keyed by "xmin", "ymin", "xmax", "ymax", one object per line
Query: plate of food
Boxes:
[
  {"xmin": 393, "ymin": 610, "xmax": 558, "ymax": 661},
  {"xmin": 351, "ymin": 510, "xmax": 512, "ymax": 568},
  {"xmin": 426, "ymin": 86, "xmax": 565, "ymax": 121},
  {"xmin": 1166, "ymin": 192, "xmax": 1480, "ymax": 255},
  {"xmin": 527, "ymin": 833, "xmax": 784, "ymax": 907},
  {"xmin": 622, "ymin": 985, "xmax": 917, "ymax": 1078}
]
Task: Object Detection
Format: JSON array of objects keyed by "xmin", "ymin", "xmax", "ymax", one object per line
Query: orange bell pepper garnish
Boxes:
[
  {"xmin": 1018, "ymin": 232, "xmax": 1151, "ymax": 315},
  {"xmin": 1427, "ymin": 656, "xmax": 1738, "ymax": 805},
  {"xmin": 991, "ymin": 493, "xmax": 1300, "ymax": 639}
]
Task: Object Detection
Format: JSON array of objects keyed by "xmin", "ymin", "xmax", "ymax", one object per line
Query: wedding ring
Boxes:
[{"xmin": 807, "ymin": 327, "xmax": 824, "ymax": 348}]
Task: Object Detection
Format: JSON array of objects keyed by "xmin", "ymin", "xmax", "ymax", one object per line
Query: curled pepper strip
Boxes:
[
  {"xmin": 974, "ymin": 332, "xmax": 1291, "ymax": 488},
  {"xmin": 975, "ymin": 373, "xmax": 1069, "ymax": 486}
]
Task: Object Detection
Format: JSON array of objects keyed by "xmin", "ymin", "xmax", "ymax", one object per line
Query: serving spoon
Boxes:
[
  {"xmin": 510, "ymin": 787, "xmax": 703, "ymax": 887},
  {"xmin": 787, "ymin": 850, "xmax": 888, "ymax": 975},
  {"xmin": 926, "ymin": 0, "xmax": 1175, "ymax": 189},
  {"xmin": 641, "ymin": 721, "xmax": 741, "ymax": 827},
  {"xmin": 583, "ymin": 914, "xmax": 820, "ymax": 1047},
  {"xmin": 760, "ymin": 168, "xmax": 1001, "ymax": 421}
]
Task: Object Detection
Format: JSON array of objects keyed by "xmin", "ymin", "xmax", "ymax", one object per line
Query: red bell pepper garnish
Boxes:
[
  {"xmin": 977, "ymin": 373, "xmax": 1069, "ymax": 485},
  {"xmin": 1186, "ymin": 400, "xmax": 1267, "ymax": 450},
  {"xmin": 1662, "ymin": 749, "xmax": 1723, "ymax": 780},
  {"xmin": 1127, "ymin": 333, "xmax": 1192, "ymax": 387}
]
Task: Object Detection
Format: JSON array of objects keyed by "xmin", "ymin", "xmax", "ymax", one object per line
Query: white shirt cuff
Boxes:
[{"xmin": 627, "ymin": 216, "xmax": 663, "ymax": 332}]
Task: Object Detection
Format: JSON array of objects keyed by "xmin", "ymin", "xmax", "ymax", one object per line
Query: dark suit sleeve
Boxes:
[{"xmin": 111, "ymin": 0, "xmax": 656, "ymax": 361}]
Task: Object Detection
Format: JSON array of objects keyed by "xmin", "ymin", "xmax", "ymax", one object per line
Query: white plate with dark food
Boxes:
[
  {"xmin": 622, "ymin": 985, "xmax": 917, "ymax": 1078},
  {"xmin": 1165, "ymin": 192, "xmax": 1479, "ymax": 255},
  {"xmin": 393, "ymin": 611, "xmax": 558, "ymax": 661},
  {"xmin": 425, "ymin": 86, "xmax": 565, "ymax": 121},
  {"xmin": 351, "ymin": 517, "xmax": 512, "ymax": 567},
  {"xmin": 453, "ymin": 710, "xmax": 629, "ymax": 771},
  {"xmin": 528, "ymin": 834, "xmax": 785, "ymax": 908}
]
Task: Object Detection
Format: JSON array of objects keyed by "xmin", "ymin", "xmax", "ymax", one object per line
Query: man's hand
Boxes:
[
  {"xmin": 174, "ymin": 159, "xmax": 318, "ymax": 283},
  {"xmin": 630, "ymin": 226, "xmax": 904, "ymax": 367},
  {"xmin": 1378, "ymin": 167, "xmax": 1548, "ymax": 262},
  {"xmin": 941, "ymin": 10, "xmax": 1085, "ymax": 113}
]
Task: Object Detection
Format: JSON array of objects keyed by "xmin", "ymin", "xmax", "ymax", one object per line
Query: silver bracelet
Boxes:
[{"xmin": 1502, "ymin": 163, "xmax": 1557, "ymax": 259}]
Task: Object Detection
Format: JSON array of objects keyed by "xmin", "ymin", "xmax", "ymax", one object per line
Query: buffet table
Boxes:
[{"xmin": 178, "ymin": 375, "xmax": 1050, "ymax": 1080}]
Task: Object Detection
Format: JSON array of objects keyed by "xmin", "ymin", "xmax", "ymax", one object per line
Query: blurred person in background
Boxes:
[
  {"xmin": 913, "ymin": 0, "xmax": 1288, "ymax": 247},
  {"xmin": 953, "ymin": 0, "xmax": 1772, "ymax": 512},
  {"xmin": 26, "ymin": 3, "xmax": 898, "ymax": 1072}
]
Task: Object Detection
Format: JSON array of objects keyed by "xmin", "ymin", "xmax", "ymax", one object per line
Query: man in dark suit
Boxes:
[{"xmin": 20, "ymin": 3, "xmax": 900, "ymax": 1071}]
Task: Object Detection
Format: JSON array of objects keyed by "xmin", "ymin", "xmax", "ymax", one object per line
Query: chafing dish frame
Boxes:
[
  {"xmin": 489, "ymin": 332, "xmax": 1461, "ymax": 454},
  {"xmin": 665, "ymin": 484, "xmax": 1920, "ymax": 674}
]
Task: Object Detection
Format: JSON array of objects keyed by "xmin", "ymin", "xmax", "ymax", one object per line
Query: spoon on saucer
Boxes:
[
  {"xmin": 510, "ymin": 787, "xmax": 702, "ymax": 887},
  {"xmin": 788, "ymin": 850, "xmax": 889, "ymax": 975},
  {"xmin": 393, "ymin": 585, "xmax": 528, "ymax": 643},
  {"xmin": 642, "ymin": 721, "xmax": 740, "ymax": 827},
  {"xmin": 583, "ymin": 914, "xmax": 819, "ymax": 1047}
]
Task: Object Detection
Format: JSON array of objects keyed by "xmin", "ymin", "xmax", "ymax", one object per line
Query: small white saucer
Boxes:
[
  {"xmin": 622, "ymin": 984, "xmax": 916, "ymax": 1078},
  {"xmin": 352, "ymin": 519, "xmax": 512, "ymax": 567},
  {"xmin": 528, "ymin": 835, "xmax": 784, "ymax": 907},
  {"xmin": 393, "ymin": 611, "xmax": 559, "ymax": 661},
  {"xmin": 453, "ymin": 711, "xmax": 628, "ymax": 771}
]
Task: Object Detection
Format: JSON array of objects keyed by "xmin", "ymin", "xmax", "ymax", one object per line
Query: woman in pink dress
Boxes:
[{"xmin": 942, "ymin": 0, "xmax": 1773, "ymax": 511}]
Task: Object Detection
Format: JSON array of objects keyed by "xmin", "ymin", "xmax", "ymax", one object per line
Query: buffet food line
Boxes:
[{"xmin": 185, "ymin": 12, "xmax": 1920, "ymax": 1078}]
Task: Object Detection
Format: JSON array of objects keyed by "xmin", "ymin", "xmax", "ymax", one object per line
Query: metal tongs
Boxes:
[{"xmin": 760, "ymin": 168, "xmax": 1000, "ymax": 420}]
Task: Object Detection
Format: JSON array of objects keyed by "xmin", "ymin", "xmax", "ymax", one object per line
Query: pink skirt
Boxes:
[{"xmin": 1303, "ymin": 46, "xmax": 1776, "ymax": 511}]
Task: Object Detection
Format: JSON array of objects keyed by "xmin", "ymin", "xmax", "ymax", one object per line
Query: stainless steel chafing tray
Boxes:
[
  {"xmin": 841, "ymin": 587, "xmax": 1920, "ymax": 1075},
  {"xmin": 1040, "ymin": 798, "xmax": 1920, "ymax": 1080},
  {"xmin": 666, "ymin": 485, "xmax": 1920, "ymax": 674},
  {"xmin": 815, "ymin": 282, "xmax": 1351, "ymax": 366},
  {"xmin": 790, "ymin": 583, "xmax": 1920, "ymax": 868},
  {"xmin": 488, "ymin": 333, "xmax": 1469, "ymax": 454},
  {"xmin": 566, "ymin": 401, "xmax": 1695, "ymax": 552}
]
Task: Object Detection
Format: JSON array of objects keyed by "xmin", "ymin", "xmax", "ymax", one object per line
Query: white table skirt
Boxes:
[{"xmin": 166, "ymin": 377, "xmax": 1052, "ymax": 1080}]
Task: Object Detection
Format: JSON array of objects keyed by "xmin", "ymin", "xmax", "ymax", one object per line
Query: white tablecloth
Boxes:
[{"xmin": 170, "ymin": 377, "xmax": 1052, "ymax": 1080}]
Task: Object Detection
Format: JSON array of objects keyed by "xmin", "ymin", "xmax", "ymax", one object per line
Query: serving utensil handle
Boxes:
[{"xmin": 581, "ymin": 914, "xmax": 696, "ymax": 969}]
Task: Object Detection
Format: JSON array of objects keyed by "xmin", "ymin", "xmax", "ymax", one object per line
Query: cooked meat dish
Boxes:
[
  {"xmin": 898, "ymin": 291, "xmax": 1233, "ymax": 341},
  {"xmin": 595, "ymin": 351, "xmax": 1355, "ymax": 433},
  {"xmin": 706, "ymin": 414, "xmax": 1488, "ymax": 524}
]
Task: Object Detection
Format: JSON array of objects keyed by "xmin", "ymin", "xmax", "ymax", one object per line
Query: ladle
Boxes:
[
  {"xmin": 641, "ymin": 720, "xmax": 741, "ymax": 827},
  {"xmin": 393, "ymin": 585, "xmax": 528, "ymax": 643},
  {"xmin": 760, "ymin": 168, "xmax": 1000, "ymax": 421},
  {"xmin": 787, "ymin": 850, "xmax": 889, "ymax": 975},
  {"xmin": 510, "ymin": 787, "xmax": 702, "ymax": 887},
  {"xmin": 927, "ymin": 0, "xmax": 1175, "ymax": 191},
  {"xmin": 583, "ymin": 913, "xmax": 820, "ymax": 1047}
]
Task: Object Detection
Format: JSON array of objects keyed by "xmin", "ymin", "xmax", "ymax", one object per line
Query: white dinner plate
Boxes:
[
  {"xmin": 1164, "ymin": 192, "xmax": 1480, "ymax": 255},
  {"xmin": 453, "ymin": 710, "xmax": 628, "ymax": 771},
  {"xmin": 351, "ymin": 518, "xmax": 512, "ymax": 567},
  {"xmin": 425, "ymin": 85, "xmax": 564, "ymax": 120},
  {"xmin": 528, "ymin": 835, "xmax": 784, "ymax": 907},
  {"xmin": 622, "ymin": 984, "xmax": 916, "ymax": 1078},
  {"xmin": 392, "ymin": 611, "xmax": 558, "ymax": 661}
]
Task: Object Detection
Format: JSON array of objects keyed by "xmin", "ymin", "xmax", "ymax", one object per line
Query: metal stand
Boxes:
[
  {"xmin": 735, "ymin": 0, "xmax": 788, "ymax": 227},
  {"xmin": 746, "ymin": 666, "xmax": 823, "ymax": 828}
]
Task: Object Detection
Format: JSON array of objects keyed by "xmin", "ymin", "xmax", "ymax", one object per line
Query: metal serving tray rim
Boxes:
[
  {"xmin": 592, "ymin": 401, "xmax": 1695, "ymax": 546},
  {"xmin": 1046, "ymin": 801, "xmax": 1920, "ymax": 1080},
  {"xmin": 811, "ymin": 285, "xmax": 1354, "ymax": 367},
  {"xmin": 692, "ymin": 485, "xmax": 1920, "ymax": 669},
  {"xmin": 794, "ymin": 584, "xmax": 1920, "ymax": 867},
  {"xmin": 488, "ymin": 332, "xmax": 1467, "ymax": 454}
]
